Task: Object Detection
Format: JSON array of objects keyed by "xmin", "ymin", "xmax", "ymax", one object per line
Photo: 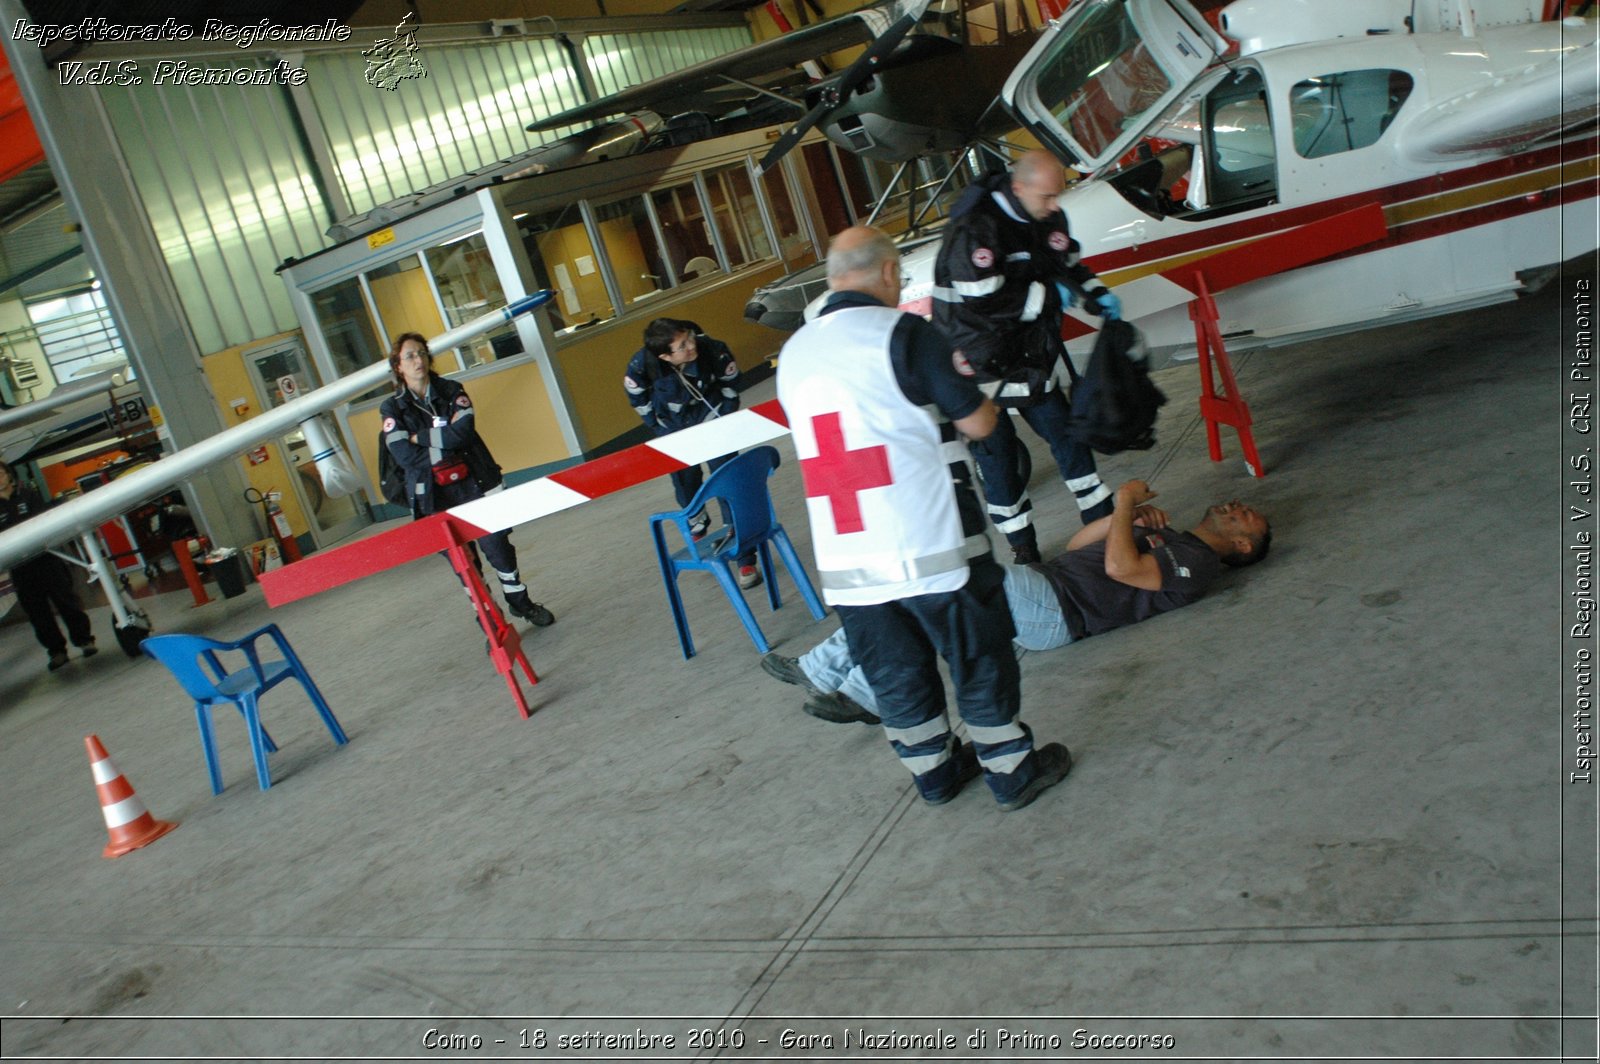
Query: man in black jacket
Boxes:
[
  {"xmin": 933, "ymin": 151, "xmax": 1122, "ymax": 565},
  {"xmin": 0, "ymin": 459, "xmax": 96, "ymax": 671}
]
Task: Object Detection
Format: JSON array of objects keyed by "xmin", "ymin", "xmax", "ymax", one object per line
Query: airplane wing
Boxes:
[
  {"xmin": 258, "ymin": 399, "xmax": 793, "ymax": 607},
  {"xmin": 1398, "ymin": 22, "xmax": 1600, "ymax": 163},
  {"xmin": 526, "ymin": 4, "xmax": 898, "ymax": 132}
]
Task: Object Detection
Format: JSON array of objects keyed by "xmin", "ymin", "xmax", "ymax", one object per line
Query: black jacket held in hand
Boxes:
[{"xmin": 1069, "ymin": 319, "xmax": 1166, "ymax": 455}]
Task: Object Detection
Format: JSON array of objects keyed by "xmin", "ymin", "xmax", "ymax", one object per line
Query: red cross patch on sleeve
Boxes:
[
  {"xmin": 1048, "ymin": 231, "xmax": 1069, "ymax": 251},
  {"xmin": 952, "ymin": 350, "xmax": 975, "ymax": 377},
  {"xmin": 455, "ymin": 395, "xmax": 471, "ymax": 408},
  {"xmin": 971, "ymin": 247, "xmax": 994, "ymax": 269},
  {"xmin": 382, "ymin": 417, "xmax": 395, "ymax": 432}
]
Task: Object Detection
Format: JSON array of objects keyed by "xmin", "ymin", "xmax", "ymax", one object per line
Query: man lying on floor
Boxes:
[{"xmin": 762, "ymin": 480, "xmax": 1272, "ymax": 723}]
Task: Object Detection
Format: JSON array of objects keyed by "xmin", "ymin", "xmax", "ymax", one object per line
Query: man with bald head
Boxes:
[
  {"xmin": 934, "ymin": 150, "xmax": 1123, "ymax": 566},
  {"xmin": 776, "ymin": 225, "xmax": 1074, "ymax": 811}
]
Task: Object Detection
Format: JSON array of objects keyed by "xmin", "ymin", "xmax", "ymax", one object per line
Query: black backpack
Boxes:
[
  {"xmin": 1068, "ymin": 319, "xmax": 1166, "ymax": 454},
  {"xmin": 376, "ymin": 431, "xmax": 408, "ymax": 506}
]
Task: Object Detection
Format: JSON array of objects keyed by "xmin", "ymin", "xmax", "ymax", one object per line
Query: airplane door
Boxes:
[
  {"xmin": 1002, "ymin": 0, "xmax": 1227, "ymax": 173},
  {"xmin": 242, "ymin": 338, "xmax": 370, "ymax": 550}
]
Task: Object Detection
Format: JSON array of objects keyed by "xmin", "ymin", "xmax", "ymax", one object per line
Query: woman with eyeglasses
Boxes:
[
  {"xmin": 380, "ymin": 332, "xmax": 555, "ymax": 629},
  {"xmin": 622, "ymin": 317, "xmax": 761, "ymax": 589}
]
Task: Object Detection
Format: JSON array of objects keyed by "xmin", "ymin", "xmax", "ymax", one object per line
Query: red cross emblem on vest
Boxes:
[{"xmin": 800, "ymin": 411, "xmax": 893, "ymax": 535}]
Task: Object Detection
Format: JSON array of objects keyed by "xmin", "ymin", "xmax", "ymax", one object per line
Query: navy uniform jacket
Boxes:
[
  {"xmin": 380, "ymin": 374, "xmax": 502, "ymax": 517},
  {"xmin": 622, "ymin": 329, "xmax": 740, "ymax": 434},
  {"xmin": 933, "ymin": 171, "xmax": 1114, "ymax": 385}
]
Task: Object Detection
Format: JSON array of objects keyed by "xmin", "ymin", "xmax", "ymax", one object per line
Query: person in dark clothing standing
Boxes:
[
  {"xmin": 933, "ymin": 150, "xmax": 1122, "ymax": 565},
  {"xmin": 0, "ymin": 459, "xmax": 96, "ymax": 671},
  {"xmin": 623, "ymin": 317, "xmax": 761, "ymax": 589},
  {"xmin": 380, "ymin": 333, "xmax": 554, "ymax": 629}
]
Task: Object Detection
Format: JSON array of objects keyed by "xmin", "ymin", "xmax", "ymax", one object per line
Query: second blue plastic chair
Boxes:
[
  {"xmin": 140, "ymin": 623, "xmax": 348, "ymax": 793},
  {"xmin": 648, "ymin": 446, "xmax": 826, "ymax": 659}
]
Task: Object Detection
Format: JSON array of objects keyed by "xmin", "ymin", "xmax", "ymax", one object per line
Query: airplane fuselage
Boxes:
[{"xmin": 893, "ymin": 13, "xmax": 1598, "ymax": 366}]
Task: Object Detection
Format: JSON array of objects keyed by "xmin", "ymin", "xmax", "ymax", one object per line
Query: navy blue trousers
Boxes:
[
  {"xmin": 836, "ymin": 555, "xmax": 1044, "ymax": 804},
  {"xmin": 969, "ymin": 388, "xmax": 1112, "ymax": 550}
]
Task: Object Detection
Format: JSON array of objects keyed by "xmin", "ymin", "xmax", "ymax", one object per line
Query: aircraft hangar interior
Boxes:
[{"xmin": 0, "ymin": 0, "xmax": 1596, "ymax": 1058}]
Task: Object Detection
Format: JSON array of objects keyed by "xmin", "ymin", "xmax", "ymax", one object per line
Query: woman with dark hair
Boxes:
[
  {"xmin": 379, "ymin": 333, "xmax": 555, "ymax": 628},
  {"xmin": 622, "ymin": 317, "xmax": 760, "ymax": 588},
  {"xmin": 0, "ymin": 459, "xmax": 96, "ymax": 671}
]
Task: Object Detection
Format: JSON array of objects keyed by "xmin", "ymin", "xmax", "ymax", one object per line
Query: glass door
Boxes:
[{"xmin": 243, "ymin": 338, "xmax": 370, "ymax": 548}]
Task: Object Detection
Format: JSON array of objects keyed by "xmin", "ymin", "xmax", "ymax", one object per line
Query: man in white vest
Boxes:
[{"xmin": 776, "ymin": 226, "xmax": 1074, "ymax": 811}]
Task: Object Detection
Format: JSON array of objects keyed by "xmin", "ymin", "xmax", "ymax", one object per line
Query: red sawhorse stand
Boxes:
[
  {"xmin": 441, "ymin": 522, "xmax": 539, "ymax": 718},
  {"xmin": 1188, "ymin": 271, "xmax": 1265, "ymax": 478}
]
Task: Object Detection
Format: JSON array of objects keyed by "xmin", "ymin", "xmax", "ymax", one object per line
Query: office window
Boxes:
[
  {"xmin": 759, "ymin": 164, "xmax": 813, "ymax": 270},
  {"xmin": 704, "ymin": 163, "xmax": 773, "ymax": 270},
  {"xmin": 522, "ymin": 203, "xmax": 612, "ymax": 332},
  {"xmin": 26, "ymin": 288, "xmax": 129, "ymax": 384},
  {"xmin": 592, "ymin": 196, "xmax": 672, "ymax": 308},
  {"xmin": 649, "ymin": 181, "xmax": 719, "ymax": 283},
  {"xmin": 424, "ymin": 233, "xmax": 515, "ymax": 368}
]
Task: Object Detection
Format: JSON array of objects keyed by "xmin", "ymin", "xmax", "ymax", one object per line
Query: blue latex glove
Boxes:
[
  {"xmin": 1097, "ymin": 291, "xmax": 1122, "ymax": 321},
  {"xmin": 1055, "ymin": 282, "xmax": 1077, "ymax": 310}
]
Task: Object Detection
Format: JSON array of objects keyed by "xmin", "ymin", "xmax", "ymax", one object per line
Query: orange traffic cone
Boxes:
[{"xmin": 85, "ymin": 735, "xmax": 177, "ymax": 858}]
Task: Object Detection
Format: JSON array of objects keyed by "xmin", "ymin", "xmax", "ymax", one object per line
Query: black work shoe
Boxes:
[
  {"xmin": 47, "ymin": 651, "xmax": 70, "ymax": 672},
  {"xmin": 1011, "ymin": 542, "xmax": 1042, "ymax": 566},
  {"xmin": 508, "ymin": 598, "xmax": 555, "ymax": 627},
  {"xmin": 802, "ymin": 692, "xmax": 881, "ymax": 725},
  {"xmin": 78, "ymin": 639, "xmax": 99, "ymax": 659},
  {"xmin": 997, "ymin": 742, "xmax": 1073, "ymax": 811},
  {"xmin": 923, "ymin": 741, "xmax": 981, "ymax": 806},
  {"xmin": 761, "ymin": 652, "xmax": 823, "ymax": 696}
]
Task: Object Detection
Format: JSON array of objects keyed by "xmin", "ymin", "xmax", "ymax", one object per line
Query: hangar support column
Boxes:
[{"xmin": 0, "ymin": 4, "xmax": 259, "ymax": 552}]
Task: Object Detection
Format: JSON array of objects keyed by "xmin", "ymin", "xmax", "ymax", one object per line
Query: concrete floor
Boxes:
[{"xmin": 1, "ymin": 260, "xmax": 1596, "ymax": 1062}]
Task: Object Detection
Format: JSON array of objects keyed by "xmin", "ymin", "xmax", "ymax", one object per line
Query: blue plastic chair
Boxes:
[
  {"xmin": 140, "ymin": 624, "xmax": 348, "ymax": 793},
  {"xmin": 648, "ymin": 446, "xmax": 826, "ymax": 659}
]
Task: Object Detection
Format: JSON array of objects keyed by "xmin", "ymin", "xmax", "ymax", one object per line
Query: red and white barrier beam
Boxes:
[{"xmin": 258, "ymin": 399, "xmax": 792, "ymax": 608}]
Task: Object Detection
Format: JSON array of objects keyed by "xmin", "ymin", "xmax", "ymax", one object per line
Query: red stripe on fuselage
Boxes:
[{"xmin": 1085, "ymin": 137, "xmax": 1600, "ymax": 276}]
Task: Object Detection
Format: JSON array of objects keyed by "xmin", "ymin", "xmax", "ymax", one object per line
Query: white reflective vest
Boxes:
[{"xmin": 777, "ymin": 303, "xmax": 983, "ymax": 606}]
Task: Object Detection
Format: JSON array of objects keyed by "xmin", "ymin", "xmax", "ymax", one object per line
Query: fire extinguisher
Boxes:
[
  {"xmin": 245, "ymin": 486, "xmax": 301, "ymax": 562},
  {"xmin": 265, "ymin": 491, "xmax": 292, "ymax": 540}
]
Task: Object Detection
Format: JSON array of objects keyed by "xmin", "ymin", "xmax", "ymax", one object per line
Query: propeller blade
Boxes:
[
  {"xmin": 758, "ymin": 100, "xmax": 834, "ymax": 173},
  {"xmin": 756, "ymin": 0, "xmax": 931, "ymax": 173}
]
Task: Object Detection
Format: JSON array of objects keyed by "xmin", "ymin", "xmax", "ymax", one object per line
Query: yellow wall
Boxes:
[
  {"xmin": 536, "ymin": 223, "xmax": 612, "ymax": 327},
  {"xmin": 199, "ymin": 329, "xmax": 312, "ymax": 538},
  {"xmin": 553, "ymin": 264, "xmax": 789, "ymax": 451}
]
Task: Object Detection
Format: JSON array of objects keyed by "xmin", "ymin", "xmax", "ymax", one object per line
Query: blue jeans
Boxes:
[{"xmin": 801, "ymin": 564, "xmax": 1073, "ymax": 714}]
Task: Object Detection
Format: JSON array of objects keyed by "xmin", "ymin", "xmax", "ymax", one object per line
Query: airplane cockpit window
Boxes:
[
  {"xmin": 1290, "ymin": 69, "xmax": 1414, "ymax": 159},
  {"xmin": 1033, "ymin": 2, "xmax": 1173, "ymax": 162},
  {"xmin": 1201, "ymin": 67, "xmax": 1276, "ymax": 211}
]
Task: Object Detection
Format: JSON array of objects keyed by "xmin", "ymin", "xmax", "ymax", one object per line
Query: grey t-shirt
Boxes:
[{"xmin": 1035, "ymin": 528, "xmax": 1222, "ymax": 639}]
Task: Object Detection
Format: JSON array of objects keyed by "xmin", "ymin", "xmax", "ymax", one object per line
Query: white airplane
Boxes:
[{"xmin": 764, "ymin": 0, "xmax": 1597, "ymax": 364}]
